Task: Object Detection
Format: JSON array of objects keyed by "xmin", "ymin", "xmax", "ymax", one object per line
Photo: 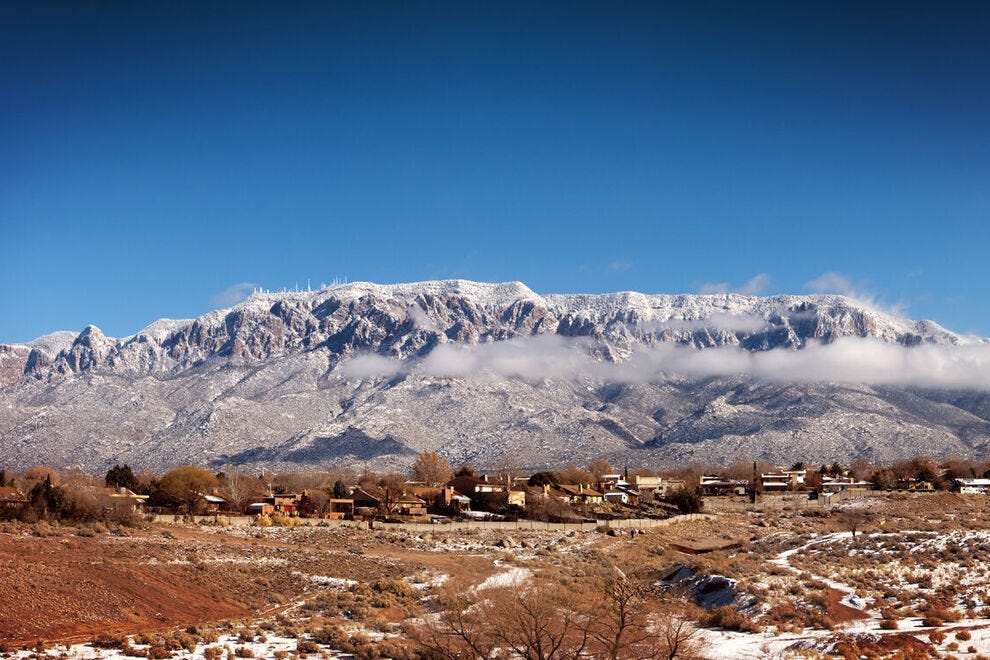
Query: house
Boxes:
[
  {"xmin": 604, "ymin": 488, "xmax": 639, "ymax": 506},
  {"xmin": 700, "ymin": 476, "xmax": 747, "ymax": 496},
  {"xmin": 761, "ymin": 469, "xmax": 806, "ymax": 491},
  {"xmin": 106, "ymin": 487, "xmax": 149, "ymax": 510},
  {"xmin": 633, "ymin": 475, "xmax": 663, "ymax": 497},
  {"xmin": 522, "ymin": 484, "xmax": 571, "ymax": 510},
  {"xmin": 199, "ymin": 493, "xmax": 229, "ymax": 514},
  {"xmin": 271, "ymin": 493, "xmax": 302, "ymax": 513},
  {"xmin": 446, "ymin": 475, "xmax": 510, "ymax": 511},
  {"xmin": 556, "ymin": 484, "xmax": 604, "ymax": 505},
  {"xmin": 394, "ymin": 494, "xmax": 428, "ymax": 516},
  {"xmin": 820, "ymin": 476, "xmax": 871, "ymax": 492},
  {"xmin": 0, "ymin": 487, "xmax": 29, "ymax": 512},
  {"xmin": 897, "ymin": 479, "xmax": 935, "ymax": 492},
  {"xmin": 246, "ymin": 492, "xmax": 303, "ymax": 516},
  {"xmin": 442, "ymin": 486, "xmax": 473, "ymax": 511},
  {"xmin": 350, "ymin": 488, "xmax": 383, "ymax": 511},
  {"xmin": 327, "ymin": 498, "xmax": 354, "ymax": 519},
  {"xmin": 506, "ymin": 487, "xmax": 527, "ymax": 509},
  {"xmin": 447, "ymin": 475, "xmax": 508, "ymax": 496},
  {"xmin": 955, "ymin": 478, "xmax": 990, "ymax": 494}
]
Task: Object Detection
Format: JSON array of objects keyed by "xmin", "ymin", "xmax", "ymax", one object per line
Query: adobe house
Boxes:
[
  {"xmin": 0, "ymin": 486, "xmax": 29, "ymax": 513},
  {"xmin": 200, "ymin": 493, "xmax": 230, "ymax": 514},
  {"xmin": 327, "ymin": 498, "xmax": 354, "ymax": 519},
  {"xmin": 443, "ymin": 486, "xmax": 472, "ymax": 511},
  {"xmin": 761, "ymin": 469, "xmax": 807, "ymax": 492},
  {"xmin": 557, "ymin": 483, "xmax": 604, "ymax": 505},
  {"xmin": 350, "ymin": 488, "xmax": 382, "ymax": 511},
  {"xmin": 394, "ymin": 494, "xmax": 428, "ymax": 516},
  {"xmin": 246, "ymin": 492, "xmax": 303, "ymax": 516},
  {"xmin": 106, "ymin": 486, "xmax": 148, "ymax": 511}
]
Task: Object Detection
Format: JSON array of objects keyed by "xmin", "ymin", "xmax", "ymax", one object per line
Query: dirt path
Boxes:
[{"xmin": 769, "ymin": 531, "xmax": 872, "ymax": 621}]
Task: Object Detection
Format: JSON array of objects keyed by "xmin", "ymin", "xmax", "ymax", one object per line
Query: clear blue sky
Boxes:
[{"xmin": 2, "ymin": 2, "xmax": 988, "ymax": 343}]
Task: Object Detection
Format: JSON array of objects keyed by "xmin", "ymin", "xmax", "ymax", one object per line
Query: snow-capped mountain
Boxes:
[{"xmin": 1, "ymin": 280, "xmax": 988, "ymax": 472}]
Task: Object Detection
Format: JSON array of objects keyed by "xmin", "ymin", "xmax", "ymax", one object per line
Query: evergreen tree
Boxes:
[
  {"xmin": 105, "ymin": 464, "xmax": 138, "ymax": 491},
  {"xmin": 527, "ymin": 471, "xmax": 560, "ymax": 488},
  {"xmin": 29, "ymin": 474, "xmax": 66, "ymax": 519}
]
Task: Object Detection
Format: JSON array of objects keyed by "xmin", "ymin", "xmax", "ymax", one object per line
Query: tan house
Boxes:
[
  {"xmin": 556, "ymin": 484, "xmax": 604, "ymax": 505},
  {"xmin": 327, "ymin": 498, "xmax": 354, "ymax": 519},
  {"xmin": 0, "ymin": 486, "xmax": 29, "ymax": 512},
  {"xmin": 394, "ymin": 494, "xmax": 428, "ymax": 516}
]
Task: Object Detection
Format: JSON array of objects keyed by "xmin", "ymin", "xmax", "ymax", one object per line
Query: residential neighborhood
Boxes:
[{"xmin": 4, "ymin": 452, "xmax": 988, "ymax": 528}]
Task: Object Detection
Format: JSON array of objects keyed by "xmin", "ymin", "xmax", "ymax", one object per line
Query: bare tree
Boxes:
[
  {"xmin": 411, "ymin": 451, "xmax": 453, "ymax": 487},
  {"xmin": 588, "ymin": 457, "xmax": 614, "ymax": 480},
  {"xmin": 219, "ymin": 465, "xmax": 265, "ymax": 512},
  {"xmin": 487, "ymin": 581, "xmax": 593, "ymax": 660},
  {"xmin": 558, "ymin": 463, "xmax": 595, "ymax": 486},
  {"xmin": 837, "ymin": 508, "xmax": 874, "ymax": 539},
  {"xmin": 410, "ymin": 583, "xmax": 496, "ymax": 659},
  {"xmin": 377, "ymin": 472, "xmax": 407, "ymax": 513}
]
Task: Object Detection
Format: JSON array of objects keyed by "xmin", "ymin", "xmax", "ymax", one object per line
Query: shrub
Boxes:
[
  {"xmin": 310, "ymin": 626, "xmax": 345, "ymax": 646},
  {"xmin": 956, "ymin": 630, "xmax": 972, "ymax": 641},
  {"xmin": 234, "ymin": 647, "xmax": 254, "ymax": 658},
  {"xmin": 922, "ymin": 616, "xmax": 944, "ymax": 628},
  {"xmin": 91, "ymin": 634, "xmax": 127, "ymax": 649},
  {"xmin": 699, "ymin": 606, "xmax": 762, "ymax": 633},
  {"xmin": 146, "ymin": 645, "xmax": 171, "ymax": 659},
  {"xmin": 879, "ymin": 619, "xmax": 899, "ymax": 630},
  {"xmin": 669, "ymin": 488, "xmax": 704, "ymax": 514},
  {"xmin": 295, "ymin": 641, "xmax": 320, "ymax": 654}
]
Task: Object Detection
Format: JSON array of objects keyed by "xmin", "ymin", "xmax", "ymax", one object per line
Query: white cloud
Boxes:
[
  {"xmin": 805, "ymin": 271, "xmax": 860, "ymax": 296},
  {"xmin": 609, "ymin": 261, "xmax": 633, "ymax": 272},
  {"xmin": 737, "ymin": 273, "xmax": 772, "ymax": 295},
  {"xmin": 696, "ymin": 281, "xmax": 730, "ymax": 295},
  {"xmin": 407, "ymin": 304, "xmax": 438, "ymax": 332},
  {"xmin": 339, "ymin": 353, "xmax": 406, "ymax": 379},
  {"xmin": 210, "ymin": 282, "xmax": 259, "ymax": 308},
  {"xmin": 336, "ymin": 334, "xmax": 990, "ymax": 390},
  {"xmin": 804, "ymin": 271, "xmax": 907, "ymax": 318},
  {"xmin": 644, "ymin": 312, "xmax": 768, "ymax": 335},
  {"xmin": 695, "ymin": 273, "xmax": 771, "ymax": 296}
]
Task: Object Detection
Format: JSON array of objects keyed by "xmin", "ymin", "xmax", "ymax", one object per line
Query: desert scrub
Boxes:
[
  {"xmin": 699, "ymin": 605, "xmax": 762, "ymax": 633},
  {"xmin": 295, "ymin": 640, "xmax": 320, "ymax": 654},
  {"xmin": 91, "ymin": 634, "xmax": 127, "ymax": 649}
]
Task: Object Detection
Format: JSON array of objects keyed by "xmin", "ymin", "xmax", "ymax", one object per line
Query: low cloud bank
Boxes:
[{"xmin": 338, "ymin": 334, "xmax": 990, "ymax": 390}]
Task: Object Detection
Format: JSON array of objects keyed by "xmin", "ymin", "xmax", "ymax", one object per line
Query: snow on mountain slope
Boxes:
[{"xmin": 0, "ymin": 280, "xmax": 988, "ymax": 472}]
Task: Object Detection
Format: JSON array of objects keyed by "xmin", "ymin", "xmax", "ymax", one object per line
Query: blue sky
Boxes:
[{"xmin": 2, "ymin": 2, "xmax": 988, "ymax": 342}]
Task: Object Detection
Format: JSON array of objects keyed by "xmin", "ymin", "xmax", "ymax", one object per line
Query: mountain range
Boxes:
[{"xmin": 2, "ymin": 279, "xmax": 989, "ymax": 473}]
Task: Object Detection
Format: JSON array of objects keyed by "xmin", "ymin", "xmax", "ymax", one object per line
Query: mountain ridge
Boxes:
[{"xmin": 1, "ymin": 280, "xmax": 988, "ymax": 473}]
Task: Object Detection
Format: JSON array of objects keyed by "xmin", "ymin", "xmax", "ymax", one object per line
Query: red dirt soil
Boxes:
[{"xmin": 0, "ymin": 524, "xmax": 402, "ymax": 646}]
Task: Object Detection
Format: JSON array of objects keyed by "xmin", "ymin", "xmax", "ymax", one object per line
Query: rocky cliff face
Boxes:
[{"xmin": 1, "ymin": 280, "xmax": 987, "ymax": 472}]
